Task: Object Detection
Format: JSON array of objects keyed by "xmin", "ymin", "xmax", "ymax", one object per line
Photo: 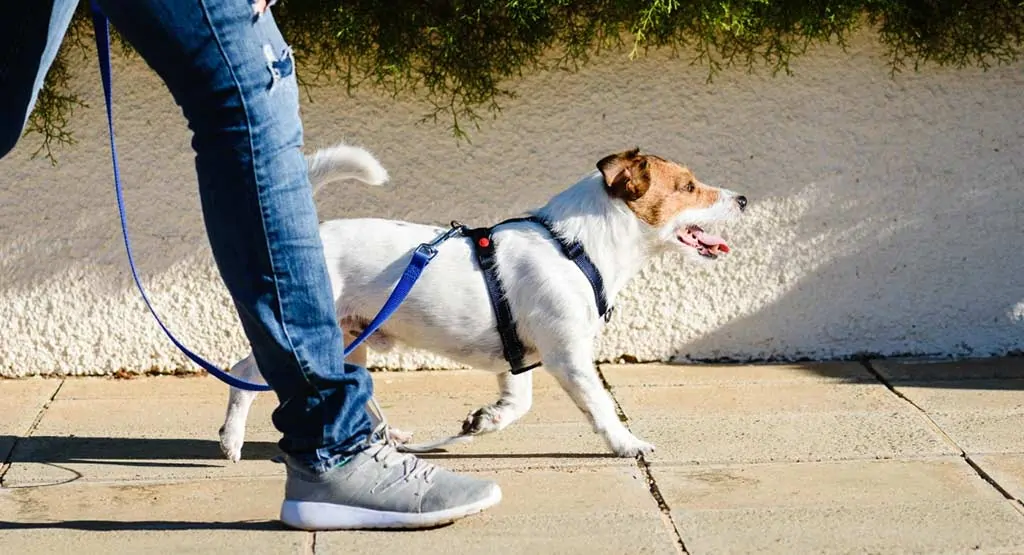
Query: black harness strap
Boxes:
[
  {"xmin": 466, "ymin": 215, "xmax": 612, "ymax": 375},
  {"xmin": 521, "ymin": 216, "xmax": 613, "ymax": 322},
  {"xmin": 464, "ymin": 224, "xmax": 539, "ymax": 374}
]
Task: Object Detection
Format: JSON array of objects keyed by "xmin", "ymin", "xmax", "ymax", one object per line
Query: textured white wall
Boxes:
[{"xmin": 1, "ymin": 31, "xmax": 1022, "ymax": 377}]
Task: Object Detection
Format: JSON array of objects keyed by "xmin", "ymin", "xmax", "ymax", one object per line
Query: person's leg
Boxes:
[
  {"xmin": 0, "ymin": 1, "xmax": 80, "ymax": 157},
  {"xmin": 93, "ymin": 0, "xmax": 500, "ymax": 529},
  {"xmin": 93, "ymin": 0, "xmax": 371, "ymax": 470}
]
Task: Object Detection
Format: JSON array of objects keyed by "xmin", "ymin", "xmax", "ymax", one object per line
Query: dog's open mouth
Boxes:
[{"xmin": 677, "ymin": 225, "xmax": 730, "ymax": 259}]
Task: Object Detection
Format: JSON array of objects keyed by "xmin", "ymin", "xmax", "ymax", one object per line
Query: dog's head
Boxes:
[{"xmin": 598, "ymin": 148, "xmax": 747, "ymax": 261}]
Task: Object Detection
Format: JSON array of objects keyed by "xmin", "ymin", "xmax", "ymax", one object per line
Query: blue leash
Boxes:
[
  {"xmin": 89, "ymin": 6, "xmax": 450, "ymax": 391},
  {"xmin": 340, "ymin": 223, "xmax": 464, "ymax": 358}
]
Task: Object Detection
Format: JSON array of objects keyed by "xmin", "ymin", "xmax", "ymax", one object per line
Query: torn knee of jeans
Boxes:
[
  {"xmin": 252, "ymin": 0, "xmax": 277, "ymax": 18},
  {"xmin": 263, "ymin": 43, "xmax": 294, "ymax": 89}
]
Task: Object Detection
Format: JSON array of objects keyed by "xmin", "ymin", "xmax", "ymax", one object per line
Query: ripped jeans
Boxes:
[{"xmin": 0, "ymin": 0, "xmax": 373, "ymax": 472}]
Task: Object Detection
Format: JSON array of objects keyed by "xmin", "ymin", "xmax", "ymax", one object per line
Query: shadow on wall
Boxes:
[
  {"xmin": 581, "ymin": 44, "xmax": 1024, "ymax": 363},
  {"xmin": 0, "ymin": 56, "xmax": 409, "ymax": 298},
  {"xmin": 0, "ymin": 31, "xmax": 1022, "ymax": 375},
  {"xmin": 670, "ymin": 139, "xmax": 1024, "ymax": 361},
  {"xmin": 0, "ymin": 51, "xmax": 421, "ymax": 375},
  {"xmin": 0, "ymin": 54, "xmax": 203, "ymax": 296}
]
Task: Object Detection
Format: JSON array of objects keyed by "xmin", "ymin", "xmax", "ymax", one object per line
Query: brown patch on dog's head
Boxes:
[{"xmin": 597, "ymin": 148, "xmax": 720, "ymax": 227}]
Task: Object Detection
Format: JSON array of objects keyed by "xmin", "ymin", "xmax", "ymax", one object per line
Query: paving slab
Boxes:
[
  {"xmin": 374, "ymin": 376, "xmax": 587, "ymax": 429},
  {"xmin": 602, "ymin": 362, "xmax": 874, "ymax": 387},
  {"xmin": 370, "ymin": 369, "xmax": 630, "ymax": 471},
  {"xmin": 4, "ymin": 370, "xmax": 624, "ymax": 484},
  {"xmin": 6, "ymin": 366, "xmax": 1024, "ymax": 553},
  {"xmin": 612, "ymin": 374, "xmax": 954, "ymax": 464},
  {"xmin": 55, "ymin": 375, "xmax": 229, "ymax": 400},
  {"xmin": 867, "ymin": 359, "xmax": 1024, "ymax": 455},
  {"xmin": 655, "ymin": 458, "xmax": 1024, "ymax": 554},
  {"xmin": 973, "ymin": 454, "xmax": 1024, "ymax": 501},
  {"xmin": 381, "ymin": 365, "xmax": 954, "ymax": 468},
  {"xmin": 613, "ymin": 381, "xmax": 905, "ymax": 417},
  {"xmin": 889, "ymin": 382, "xmax": 1024, "ymax": 454},
  {"xmin": 51, "ymin": 369, "xmax": 551, "ymax": 402},
  {"xmin": 3, "ymin": 396, "xmax": 283, "ymax": 486},
  {"xmin": 892, "ymin": 381, "xmax": 1024, "ymax": 412},
  {"xmin": 0, "ymin": 477, "xmax": 307, "ymax": 554},
  {"xmin": 418, "ymin": 422, "xmax": 622, "ymax": 471},
  {"xmin": 372, "ymin": 368, "xmax": 564, "ymax": 394},
  {"xmin": 0, "ymin": 379, "xmax": 62, "ymax": 464},
  {"xmin": 318, "ymin": 466, "xmax": 678, "ymax": 554},
  {"xmin": 629, "ymin": 412, "xmax": 955, "ymax": 464}
]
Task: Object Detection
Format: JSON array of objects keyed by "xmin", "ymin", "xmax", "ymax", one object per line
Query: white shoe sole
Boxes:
[{"xmin": 279, "ymin": 485, "xmax": 502, "ymax": 530}]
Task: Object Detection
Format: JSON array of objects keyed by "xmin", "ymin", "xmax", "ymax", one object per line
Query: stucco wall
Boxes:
[{"xmin": 1, "ymin": 31, "xmax": 1022, "ymax": 377}]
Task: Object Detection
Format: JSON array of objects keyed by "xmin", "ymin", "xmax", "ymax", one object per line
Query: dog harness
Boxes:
[{"xmin": 462, "ymin": 216, "xmax": 613, "ymax": 374}]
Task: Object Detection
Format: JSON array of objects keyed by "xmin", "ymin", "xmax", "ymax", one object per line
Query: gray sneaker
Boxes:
[{"xmin": 279, "ymin": 426, "xmax": 502, "ymax": 530}]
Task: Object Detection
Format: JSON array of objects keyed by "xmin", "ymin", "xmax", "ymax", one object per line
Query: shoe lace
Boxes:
[{"xmin": 365, "ymin": 397, "xmax": 439, "ymax": 483}]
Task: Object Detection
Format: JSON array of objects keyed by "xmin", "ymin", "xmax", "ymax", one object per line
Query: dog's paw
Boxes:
[
  {"xmin": 218, "ymin": 425, "xmax": 245, "ymax": 463},
  {"xmin": 388, "ymin": 427, "xmax": 414, "ymax": 444},
  {"xmin": 461, "ymin": 404, "xmax": 511, "ymax": 436},
  {"xmin": 610, "ymin": 437, "xmax": 655, "ymax": 458}
]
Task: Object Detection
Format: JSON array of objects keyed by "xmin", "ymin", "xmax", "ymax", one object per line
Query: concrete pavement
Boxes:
[{"xmin": 1, "ymin": 358, "xmax": 1023, "ymax": 554}]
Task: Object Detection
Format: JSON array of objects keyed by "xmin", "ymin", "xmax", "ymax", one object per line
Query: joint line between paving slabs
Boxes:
[
  {"xmin": 859, "ymin": 360, "xmax": 1021, "ymax": 510},
  {"xmin": 0, "ymin": 379, "xmax": 66, "ymax": 486},
  {"xmin": 596, "ymin": 364, "xmax": 689, "ymax": 555}
]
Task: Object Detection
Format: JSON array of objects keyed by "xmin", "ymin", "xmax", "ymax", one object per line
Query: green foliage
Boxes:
[{"xmin": 25, "ymin": 0, "xmax": 1024, "ymax": 160}]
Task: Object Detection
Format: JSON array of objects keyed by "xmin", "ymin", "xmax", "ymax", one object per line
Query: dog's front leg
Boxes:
[
  {"xmin": 543, "ymin": 348, "xmax": 654, "ymax": 457},
  {"xmin": 462, "ymin": 371, "xmax": 533, "ymax": 435},
  {"xmin": 219, "ymin": 354, "xmax": 264, "ymax": 462}
]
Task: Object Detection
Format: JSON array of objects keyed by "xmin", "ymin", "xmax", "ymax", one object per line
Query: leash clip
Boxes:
[{"xmin": 416, "ymin": 221, "xmax": 466, "ymax": 260}]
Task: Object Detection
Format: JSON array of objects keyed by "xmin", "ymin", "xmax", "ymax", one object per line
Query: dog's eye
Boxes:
[{"xmin": 684, "ymin": 181, "xmax": 696, "ymax": 193}]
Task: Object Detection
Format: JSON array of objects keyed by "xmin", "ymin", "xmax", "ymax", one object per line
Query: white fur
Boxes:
[
  {"xmin": 306, "ymin": 143, "xmax": 389, "ymax": 194},
  {"xmin": 219, "ymin": 143, "xmax": 744, "ymax": 461}
]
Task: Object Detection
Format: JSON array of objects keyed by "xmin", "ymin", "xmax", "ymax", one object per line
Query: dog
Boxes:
[{"xmin": 218, "ymin": 142, "xmax": 747, "ymax": 461}]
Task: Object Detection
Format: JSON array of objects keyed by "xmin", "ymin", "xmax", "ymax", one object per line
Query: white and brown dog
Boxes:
[{"xmin": 218, "ymin": 143, "xmax": 746, "ymax": 461}]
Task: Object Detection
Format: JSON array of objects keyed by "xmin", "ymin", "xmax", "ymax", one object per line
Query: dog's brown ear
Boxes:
[{"xmin": 597, "ymin": 148, "xmax": 649, "ymax": 201}]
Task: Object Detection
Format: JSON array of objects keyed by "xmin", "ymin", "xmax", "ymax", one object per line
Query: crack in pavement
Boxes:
[
  {"xmin": 0, "ymin": 379, "xmax": 65, "ymax": 487},
  {"xmin": 596, "ymin": 364, "xmax": 688, "ymax": 554},
  {"xmin": 860, "ymin": 359, "xmax": 1023, "ymax": 512}
]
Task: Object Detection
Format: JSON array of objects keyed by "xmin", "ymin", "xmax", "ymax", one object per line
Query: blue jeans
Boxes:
[{"xmin": 1, "ymin": 0, "xmax": 373, "ymax": 472}]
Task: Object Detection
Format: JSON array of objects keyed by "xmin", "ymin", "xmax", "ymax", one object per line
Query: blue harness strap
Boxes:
[{"xmin": 89, "ymin": 5, "xmax": 450, "ymax": 391}]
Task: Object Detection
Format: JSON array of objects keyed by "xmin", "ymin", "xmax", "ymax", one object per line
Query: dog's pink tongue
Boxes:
[{"xmin": 694, "ymin": 230, "xmax": 730, "ymax": 253}]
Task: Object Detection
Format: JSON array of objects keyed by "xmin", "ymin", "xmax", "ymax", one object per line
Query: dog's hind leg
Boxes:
[
  {"xmin": 218, "ymin": 354, "xmax": 265, "ymax": 462},
  {"xmin": 541, "ymin": 345, "xmax": 654, "ymax": 457},
  {"xmin": 461, "ymin": 371, "xmax": 534, "ymax": 436}
]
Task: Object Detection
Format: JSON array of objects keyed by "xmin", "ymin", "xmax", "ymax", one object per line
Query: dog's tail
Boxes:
[{"xmin": 306, "ymin": 142, "xmax": 389, "ymax": 194}]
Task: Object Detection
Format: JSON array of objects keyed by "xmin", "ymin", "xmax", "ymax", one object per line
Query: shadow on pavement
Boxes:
[
  {"xmin": 2, "ymin": 436, "xmax": 282, "ymax": 466},
  {"xmin": 0, "ymin": 519, "xmax": 286, "ymax": 532}
]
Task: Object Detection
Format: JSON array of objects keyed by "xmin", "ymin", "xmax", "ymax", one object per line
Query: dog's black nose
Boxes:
[{"xmin": 736, "ymin": 195, "xmax": 748, "ymax": 211}]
